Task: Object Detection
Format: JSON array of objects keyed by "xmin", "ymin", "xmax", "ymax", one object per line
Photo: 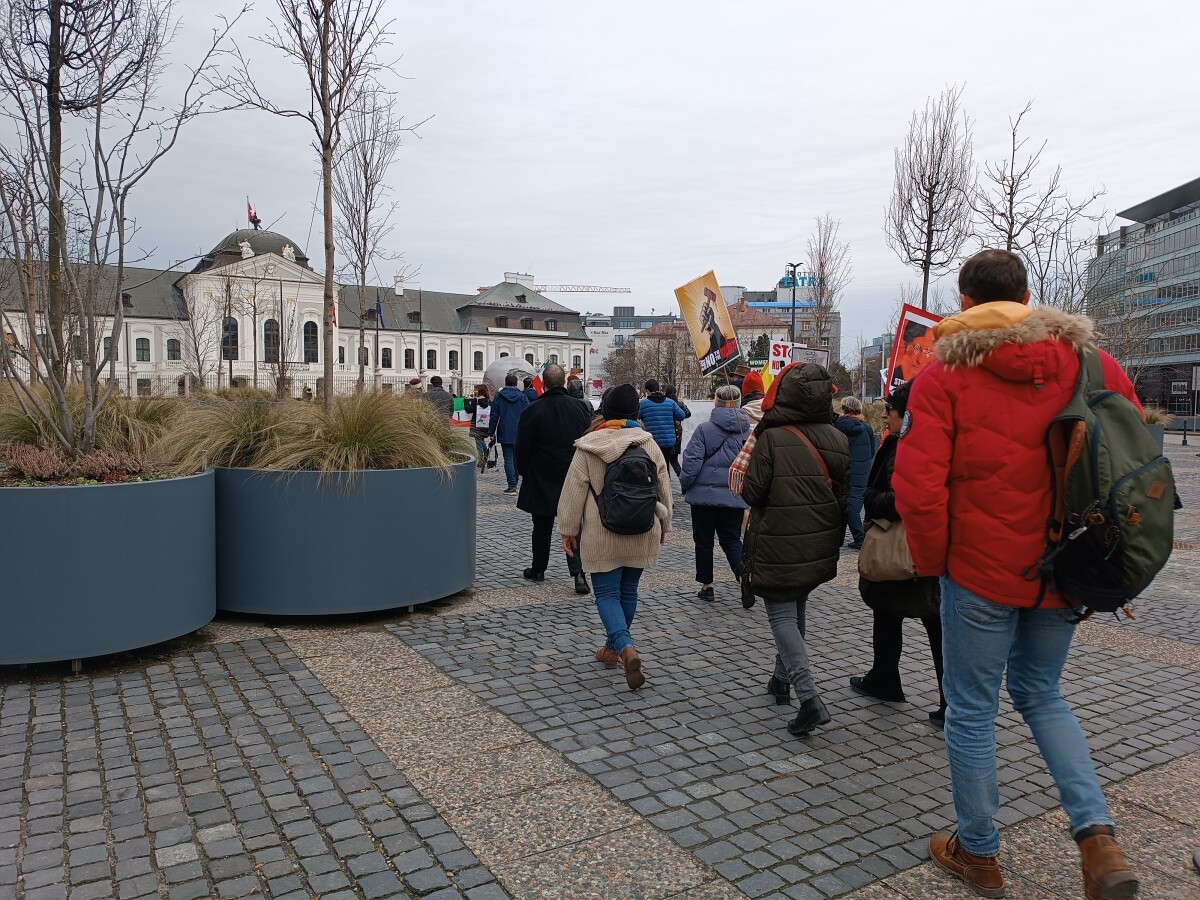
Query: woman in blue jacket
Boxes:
[{"xmin": 679, "ymin": 384, "xmax": 750, "ymax": 601}]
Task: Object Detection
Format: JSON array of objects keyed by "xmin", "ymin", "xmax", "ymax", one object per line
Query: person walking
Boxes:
[
  {"xmin": 523, "ymin": 376, "xmax": 539, "ymax": 404},
  {"xmin": 558, "ymin": 384, "xmax": 672, "ymax": 691},
  {"xmin": 638, "ymin": 379, "xmax": 688, "ymax": 475},
  {"xmin": 737, "ymin": 363, "xmax": 849, "ymax": 737},
  {"xmin": 664, "ymin": 384, "xmax": 690, "ymax": 476},
  {"xmin": 894, "ymin": 249, "xmax": 1141, "ymax": 900},
  {"xmin": 515, "ymin": 364, "xmax": 595, "ymax": 592},
  {"xmin": 405, "ymin": 377, "xmax": 423, "ymax": 395},
  {"xmin": 680, "ymin": 384, "xmax": 749, "ymax": 602},
  {"xmin": 849, "ymin": 382, "xmax": 946, "ymax": 725},
  {"xmin": 426, "ymin": 375, "xmax": 454, "ymax": 418},
  {"xmin": 469, "ymin": 384, "xmax": 493, "ymax": 473},
  {"xmin": 488, "ymin": 373, "xmax": 530, "ymax": 494},
  {"xmin": 835, "ymin": 396, "xmax": 877, "ymax": 550}
]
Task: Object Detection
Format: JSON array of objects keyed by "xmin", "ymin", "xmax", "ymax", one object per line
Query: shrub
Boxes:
[{"xmin": 3, "ymin": 444, "xmax": 142, "ymax": 482}]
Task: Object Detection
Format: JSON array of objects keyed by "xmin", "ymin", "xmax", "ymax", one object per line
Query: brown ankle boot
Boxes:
[
  {"xmin": 929, "ymin": 832, "xmax": 1004, "ymax": 898},
  {"xmin": 619, "ymin": 646, "xmax": 645, "ymax": 690},
  {"xmin": 595, "ymin": 646, "xmax": 619, "ymax": 669},
  {"xmin": 1078, "ymin": 831, "xmax": 1138, "ymax": 900}
]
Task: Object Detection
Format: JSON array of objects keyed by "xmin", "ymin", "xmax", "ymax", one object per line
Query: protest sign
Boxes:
[
  {"xmin": 675, "ymin": 272, "xmax": 741, "ymax": 376},
  {"xmin": 886, "ymin": 305, "xmax": 943, "ymax": 394}
]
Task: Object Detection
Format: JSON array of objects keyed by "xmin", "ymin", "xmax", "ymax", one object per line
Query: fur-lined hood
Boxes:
[{"xmin": 934, "ymin": 302, "xmax": 1093, "ymax": 369}]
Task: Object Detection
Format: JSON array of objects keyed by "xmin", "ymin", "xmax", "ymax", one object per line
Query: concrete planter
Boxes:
[
  {"xmin": 0, "ymin": 472, "xmax": 216, "ymax": 665},
  {"xmin": 215, "ymin": 457, "xmax": 476, "ymax": 615},
  {"xmin": 1146, "ymin": 423, "xmax": 1165, "ymax": 451}
]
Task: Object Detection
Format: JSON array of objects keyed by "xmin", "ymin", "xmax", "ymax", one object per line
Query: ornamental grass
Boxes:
[{"xmin": 0, "ymin": 384, "xmax": 180, "ymax": 456}]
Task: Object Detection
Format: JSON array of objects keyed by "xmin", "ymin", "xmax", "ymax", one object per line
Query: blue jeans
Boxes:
[
  {"xmin": 847, "ymin": 483, "xmax": 866, "ymax": 543},
  {"xmin": 940, "ymin": 576, "xmax": 1112, "ymax": 856},
  {"xmin": 501, "ymin": 443, "xmax": 518, "ymax": 488},
  {"xmin": 592, "ymin": 567, "xmax": 642, "ymax": 654}
]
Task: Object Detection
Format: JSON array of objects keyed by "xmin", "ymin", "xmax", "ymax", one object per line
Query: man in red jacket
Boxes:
[{"xmin": 894, "ymin": 250, "xmax": 1140, "ymax": 900}]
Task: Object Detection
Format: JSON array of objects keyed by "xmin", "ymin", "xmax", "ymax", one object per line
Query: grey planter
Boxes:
[
  {"xmin": 0, "ymin": 472, "xmax": 216, "ymax": 665},
  {"xmin": 1146, "ymin": 423, "xmax": 1165, "ymax": 451},
  {"xmin": 215, "ymin": 457, "xmax": 476, "ymax": 615}
]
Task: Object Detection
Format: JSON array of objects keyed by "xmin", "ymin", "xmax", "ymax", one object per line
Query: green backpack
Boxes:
[{"xmin": 1024, "ymin": 345, "xmax": 1175, "ymax": 613}]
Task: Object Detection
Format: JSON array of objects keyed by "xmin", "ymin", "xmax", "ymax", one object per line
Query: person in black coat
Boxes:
[
  {"xmin": 515, "ymin": 364, "xmax": 595, "ymax": 593},
  {"xmin": 849, "ymin": 381, "xmax": 946, "ymax": 725}
]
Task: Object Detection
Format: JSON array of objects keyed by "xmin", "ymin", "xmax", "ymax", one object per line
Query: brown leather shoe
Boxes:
[
  {"xmin": 620, "ymin": 646, "xmax": 645, "ymax": 690},
  {"xmin": 1078, "ymin": 832, "xmax": 1138, "ymax": 899},
  {"xmin": 929, "ymin": 832, "xmax": 1004, "ymax": 898},
  {"xmin": 595, "ymin": 646, "xmax": 619, "ymax": 669}
]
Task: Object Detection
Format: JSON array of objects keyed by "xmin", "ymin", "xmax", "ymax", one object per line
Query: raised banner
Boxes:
[
  {"xmin": 675, "ymin": 271, "xmax": 741, "ymax": 376},
  {"xmin": 770, "ymin": 342, "xmax": 830, "ymax": 375},
  {"xmin": 886, "ymin": 304, "xmax": 943, "ymax": 395}
]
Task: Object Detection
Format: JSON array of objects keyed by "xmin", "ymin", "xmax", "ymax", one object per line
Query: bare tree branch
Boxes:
[{"xmin": 805, "ymin": 213, "xmax": 852, "ymax": 349}]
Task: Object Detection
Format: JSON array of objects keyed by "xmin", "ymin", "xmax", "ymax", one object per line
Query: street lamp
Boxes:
[{"xmin": 785, "ymin": 261, "xmax": 806, "ymax": 356}]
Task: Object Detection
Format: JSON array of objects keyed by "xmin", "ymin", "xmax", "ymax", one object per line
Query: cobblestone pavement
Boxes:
[{"xmin": 0, "ymin": 432, "xmax": 1198, "ymax": 898}]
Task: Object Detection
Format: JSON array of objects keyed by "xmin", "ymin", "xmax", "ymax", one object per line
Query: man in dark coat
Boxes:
[
  {"xmin": 515, "ymin": 364, "xmax": 595, "ymax": 592},
  {"xmin": 835, "ymin": 396, "xmax": 878, "ymax": 549},
  {"xmin": 425, "ymin": 375, "xmax": 454, "ymax": 418}
]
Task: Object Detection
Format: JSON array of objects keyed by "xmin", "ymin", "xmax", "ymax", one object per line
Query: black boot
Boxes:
[
  {"xmin": 766, "ymin": 676, "xmax": 791, "ymax": 705},
  {"xmin": 574, "ymin": 573, "xmax": 590, "ymax": 595},
  {"xmin": 523, "ymin": 568, "xmax": 544, "ymax": 582},
  {"xmin": 787, "ymin": 696, "xmax": 831, "ymax": 736},
  {"xmin": 849, "ymin": 675, "xmax": 906, "ymax": 704}
]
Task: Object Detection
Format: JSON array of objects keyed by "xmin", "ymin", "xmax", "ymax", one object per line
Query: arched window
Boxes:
[
  {"xmin": 525, "ymin": 353, "xmax": 534, "ymax": 365},
  {"xmin": 426, "ymin": 348, "xmax": 437, "ymax": 370},
  {"xmin": 221, "ymin": 317, "xmax": 239, "ymax": 360},
  {"xmin": 303, "ymin": 321, "xmax": 318, "ymax": 363},
  {"xmin": 264, "ymin": 319, "xmax": 280, "ymax": 363},
  {"xmin": 337, "ymin": 345, "xmax": 345, "ymax": 365},
  {"xmin": 167, "ymin": 339, "xmax": 181, "ymax": 361},
  {"xmin": 545, "ymin": 319, "xmax": 558, "ymax": 331},
  {"xmin": 473, "ymin": 351, "xmax": 484, "ymax": 371},
  {"xmin": 103, "ymin": 337, "xmax": 118, "ymax": 361},
  {"xmin": 573, "ymin": 354, "xmax": 582, "ymax": 368},
  {"xmin": 382, "ymin": 348, "xmax": 393, "ymax": 369},
  {"xmin": 495, "ymin": 315, "xmax": 508, "ymax": 328},
  {"xmin": 358, "ymin": 346, "xmax": 369, "ymax": 365},
  {"xmin": 135, "ymin": 337, "xmax": 150, "ymax": 362},
  {"xmin": 520, "ymin": 317, "xmax": 533, "ymax": 330},
  {"xmin": 448, "ymin": 350, "xmax": 459, "ymax": 371},
  {"xmin": 549, "ymin": 353, "xmax": 559, "ymax": 365},
  {"xmin": 499, "ymin": 351, "xmax": 509, "ymax": 358},
  {"xmin": 404, "ymin": 348, "xmax": 414, "ymax": 369}
]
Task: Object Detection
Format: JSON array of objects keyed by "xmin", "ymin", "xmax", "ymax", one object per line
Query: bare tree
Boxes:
[
  {"xmin": 332, "ymin": 92, "xmax": 418, "ymax": 390},
  {"xmin": 173, "ymin": 283, "xmax": 224, "ymax": 387},
  {"xmin": 0, "ymin": 0, "xmax": 241, "ymax": 453},
  {"xmin": 805, "ymin": 214, "xmax": 852, "ymax": 348},
  {"xmin": 885, "ymin": 85, "xmax": 974, "ymax": 310},
  {"xmin": 217, "ymin": 0, "xmax": 399, "ymax": 412}
]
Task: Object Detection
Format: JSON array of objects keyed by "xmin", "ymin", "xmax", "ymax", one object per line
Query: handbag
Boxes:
[
  {"xmin": 485, "ymin": 443, "xmax": 499, "ymax": 469},
  {"xmin": 857, "ymin": 517, "xmax": 916, "ymax": 582}
]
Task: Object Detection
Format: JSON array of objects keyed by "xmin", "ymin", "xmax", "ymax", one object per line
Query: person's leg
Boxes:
[
  {"xmin": 922, "ymin": 611, "xmax": 947, "ymax": 715},
  {"xmin": 939, "ymin": 576, "xmax": 1018, "ymax": 858},
  {"xmin": 501, "ymin": 443, "xmax": 518, "ymax": 489},
  {"xmin": 618, "ymin": 567, "xmax": 642, "ymax": 631},
  {"xmin": 475, "ymin": 437, "xmax": 487, "ymax": 469},
  {"xmin": 671, "ymin": 448, "xmax": 682, "ymax": 477},
  {"xmin": 765, "ymin": 596, "xmax": 818, "ymax": 704},
  {"xmin": 847, "ymin": 484, "xmax": 866, "ymax": 544},
  {"xmin": 714, "ymin": 507, "xmax": 744, "ymax": 578},
  {"xmin": 529, "ymin": 514, "xmax": 552, "ymax": 575},
  {"xmin": 867, "ymin": 611, "xmax": 906, "ymax": 697},
  {"xmin": 565, "ymin": 531, "xmax": 583, "ymax": 577},
  {"xmin": 592, "ymin": 568, "xmax": 633, "ymax": 654},
  {"xmin": 691, "ymin": 505, "xmax": 717, "ymax": 585},
  {"xmin": 1006, "ymin": 608, "xmax": 1113, "ymax": 838}
]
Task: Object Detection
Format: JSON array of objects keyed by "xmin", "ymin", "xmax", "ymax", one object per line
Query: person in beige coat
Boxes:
[{"xmin": 558, "ymin": 384, "xmax": 672, "ymax": 690}]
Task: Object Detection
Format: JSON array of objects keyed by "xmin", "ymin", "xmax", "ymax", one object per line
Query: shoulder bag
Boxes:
[{"xmin": 858, "ymin": 517, "xmax": 916, "ymax": 582}]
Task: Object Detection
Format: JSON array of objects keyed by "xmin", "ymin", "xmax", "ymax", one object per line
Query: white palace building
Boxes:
[{"xmin": 1, "ymin": 229, "xmax": 592, "ymax": 396}]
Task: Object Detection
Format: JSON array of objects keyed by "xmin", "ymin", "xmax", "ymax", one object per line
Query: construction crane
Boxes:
[{"xmin": 534, "ymin": 284, "xmax": 630, "ymax": 293}]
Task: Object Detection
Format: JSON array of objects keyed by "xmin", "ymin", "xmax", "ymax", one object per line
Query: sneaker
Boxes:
[
  {"xmin": 929, "ymin": 832, "xmax": 1004, "ymax": 898},
  {"xmin": 787, "ymin": 696, "xmax": 831, "ymax": 736},
  {"xmin": 847, "ymin": 540, "xmax": 863, "ymax": 551},
  {"xmin": 697, "ymin": 586, "xmax": 715, "ymax": 602},
  {"xmin": 522, "ymin": 568, "xmax": 544, "ymax": 582},
  {"xmin": 504, "ymin": 486, "xmax": 518, "ymax": 494}
]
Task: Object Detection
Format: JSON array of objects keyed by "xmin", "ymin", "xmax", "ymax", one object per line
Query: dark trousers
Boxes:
[
  {"xmin": 691, "ymin": 504, "xmax": 743, "ymax": 584},
  {"xmin": 531, "ymin": 514, "xmax": 582, "ymax": 577},
  {"xmin": 869, "ymin": 611, "xmax": 946, "ymax": 711}
]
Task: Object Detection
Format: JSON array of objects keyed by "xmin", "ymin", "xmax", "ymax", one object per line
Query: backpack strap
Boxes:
[{"xmin": 783, "ymin": 425, "xmax": 833, "ymax": 490}]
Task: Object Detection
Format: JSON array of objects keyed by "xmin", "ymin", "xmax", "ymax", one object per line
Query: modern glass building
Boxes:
[{"xmin": 1089, "ymin": 176, "xmax": 1200, "ymax": 413}]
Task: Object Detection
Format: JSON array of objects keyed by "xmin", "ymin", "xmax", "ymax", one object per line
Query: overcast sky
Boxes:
[{"xmin": 140, "ymin": 0, "xmax": 1200, "ymax": 356}]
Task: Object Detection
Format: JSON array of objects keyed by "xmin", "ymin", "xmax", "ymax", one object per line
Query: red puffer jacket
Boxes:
[{"xmin": 893, "ymin": 303, "xmax": 1140, "ymax": 608}]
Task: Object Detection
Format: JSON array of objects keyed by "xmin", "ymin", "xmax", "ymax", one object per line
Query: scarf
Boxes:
[
  {"xmin": 728, "ymin": 431, "xmax": 757, "ymax": 496},
  {"xmin": 601, "ymin": 418, "xmax": 640, "ymax": 430}
]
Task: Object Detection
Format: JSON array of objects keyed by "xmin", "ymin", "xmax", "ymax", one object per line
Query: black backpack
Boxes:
[{"xmin": 592, "ymin": 445, "xmax": 659, "ymax": 535}]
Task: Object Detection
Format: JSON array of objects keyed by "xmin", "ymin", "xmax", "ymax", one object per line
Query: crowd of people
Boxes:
[{"xmin": 470, "ymin": 250, "xmax": 1147, "ymax": 900}]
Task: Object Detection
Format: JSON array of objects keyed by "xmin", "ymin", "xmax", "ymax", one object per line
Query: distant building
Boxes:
[
  {"xmin": 858, "ymin": 333, "xmax": 893, "ymax": 402},
  {"xmin": 582, "ymin": 305, "xmax": 679, "ymax": 380},
  {"xmin": 1088, "ymin": 176, "xmax": 1200, "ymax": 413},
  {"xmin": 729, "ymin": 276, "xmax": 843, "ymax": 363}
]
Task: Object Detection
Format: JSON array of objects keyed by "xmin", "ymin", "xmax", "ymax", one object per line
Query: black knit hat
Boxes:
[
  {"xmin": 601, "ymin": 383, "xmax": 639, "ymax": 420},
  {"xmin": 885, "ymin": 381, "xmax": 912, "ymax": 416}
]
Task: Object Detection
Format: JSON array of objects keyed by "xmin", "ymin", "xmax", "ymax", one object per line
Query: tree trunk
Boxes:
[
  {"xmin": 319, "ymin": 0, "xmax": 335, "ymax": 414},
  {"xmin": 357, "ymin": 282, "xmax": 366, "ymax": 391},
  {"xmin": 47, "ymin": 0, "xmax": 66, "ymax": 381}
]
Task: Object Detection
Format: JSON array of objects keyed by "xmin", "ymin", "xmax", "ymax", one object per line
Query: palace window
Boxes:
[
  {"xmin": 303, "ymin": 321, "xmax": 318, "ymax": 363},
  {"xmin": 135, "ymin": 338, "xmax": 150, "ymax": 362},
  {"xmin": 495, "ymin": 315, "xmax": 508, "ymax": 328},
  {"xmin": 382, "ymin": 348, "xmax": 393, "ymax": 369},
  {"xmin": 263, "ymin": 319, "xmax": 280, "ymax": 363},
  {"xmin": 337, "ymin": 345, "xmax": 345, "ymax": 365},
  {"xmin": 167, "ymin": 338, "xmax": 181, "ymax": 361},
  {"xmin": 104, "ymin": 336, "xmax": 118, "ymax": 361},
  {"xmin": 404, "ymin": 348, "xmax": 415, "ymax": 369},
  {"xmin": 448, "ymin": 350, "xmax": 459, "ymax": 371},
  {"xmin": 520, "ymin": 317, "xmax": 533, "ymax": 330},
  {"xmin": 426, "ymin": 349, "xmax": 437, "ymax": 369},
  {"xmin": 473, "ymin": 351, "xmax": 484, "ymax": 371},
  {"xmin": 545, "ymin": 319, "xmax": 557, "ymax": 331},
  {"xmin": 221, "ymin": 317, "xmax": 238, "ymax": 360}
]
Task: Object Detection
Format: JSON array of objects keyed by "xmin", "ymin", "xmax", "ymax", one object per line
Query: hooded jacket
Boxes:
[
  {"xmin": 742, "ymin": 364, "xmax": 851, "ymax": 600},
  {"xmin": 426, "ymin": 385, "xmax": 454, "ymax": 418},
  {"xmin": 489, "ymin": 386, "xmax": 530, "ymax": 444},
  {"xmin": 557, "ymin": 426, "xmax": 673, "ymax": 573},
  {"xmin": 835, "ymin": 415, "xmax": 878, "ymax": 487},
  {"xmin": 893, "ymin": 303, "xmax": 1140, "ymax": 608},
  {"xmin": 637, "ymin": 393, "xmax": 688, "ymax": 448},
  {"xmin": 679, "ymin": 406, "xmax": 751, "ymax": 508}
]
